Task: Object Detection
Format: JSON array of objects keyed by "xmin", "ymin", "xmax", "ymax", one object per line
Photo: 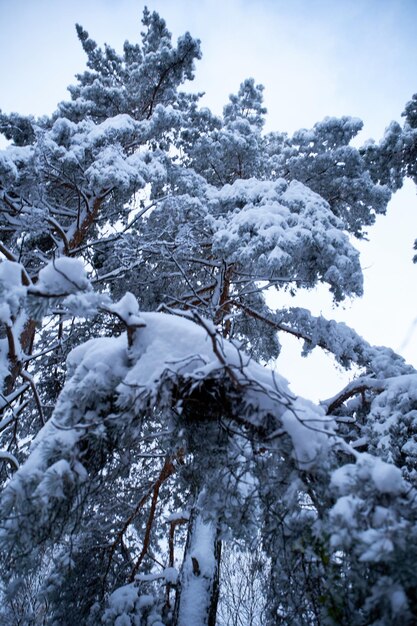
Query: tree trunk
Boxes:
[{"xmin": 173, "ymin": 509, "xmax": 222, "ymax": 626}]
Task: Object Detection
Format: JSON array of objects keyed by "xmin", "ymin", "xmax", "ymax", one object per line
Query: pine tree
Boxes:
[{"xmin": 1, "ymin": 9, "xmax": 417, "ymax": 625}]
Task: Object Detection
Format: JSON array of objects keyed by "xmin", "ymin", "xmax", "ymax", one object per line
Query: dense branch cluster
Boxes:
[{"xmin": 1, "ymin": 8, "xmax": 417, "ymax": 625}]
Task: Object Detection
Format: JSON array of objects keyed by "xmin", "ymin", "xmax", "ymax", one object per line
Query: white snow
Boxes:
[
  {"xmin": 209, "ymin": 177, "xmax": 362, "ymax": 300},
  {"xmin": 0, "ymin": 260, "xmax": 26, "ymax": 323},
  {"xmin": 370, "ymin": 457, "xmax": 403, "ymax": 495},
  {"xmin": 163, "ymin": 567, "xmax": 179, "ymax": 584},
  {"xmin": 331, "ymin": 453, "xmax": 404, "ymax": 496},
  {"xmin": 176, "ymin": 515, "xmax": 217, "ymax": 626},
  {"xmin": 106, "ymin": 583, "xmax": 139, "ymax": 613},
  {"xmin": 35, "ymin": 257, "xmax": 90, "ymax": 295},
  {"xmin": 106, "ymin": 292, "xmax": 146, "ymax": 327},
  {"xmin": 165, "ymin": 510, "xmax": 190, "ymax": 522},
  {"xmin": 390, "ymin": 587, "xmax": 409, "ymax": 615},
  {"xmin": 358, "ymin": 529, "xmax": 394, "ymax": 561}
]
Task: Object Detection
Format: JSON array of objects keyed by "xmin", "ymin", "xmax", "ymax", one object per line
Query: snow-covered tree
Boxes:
[{"xmin": 1, "ymin": 8, "xmax": 417, "ymax": 625}]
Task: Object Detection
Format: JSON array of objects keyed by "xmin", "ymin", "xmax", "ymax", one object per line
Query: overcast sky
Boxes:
[{"xmin": 1, "ymin": 0, "xmax": 417, "ymax": 399}]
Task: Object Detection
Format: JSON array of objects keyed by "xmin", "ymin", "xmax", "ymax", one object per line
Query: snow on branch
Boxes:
[{"xmin": 0, "ymin": 300, "xmax": 339, "ymax": 559}]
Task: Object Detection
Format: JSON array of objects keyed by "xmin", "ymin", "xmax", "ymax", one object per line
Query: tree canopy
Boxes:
[{"xmin": 0, "ymin": 8, "xmax": 417, "ymax": 625}]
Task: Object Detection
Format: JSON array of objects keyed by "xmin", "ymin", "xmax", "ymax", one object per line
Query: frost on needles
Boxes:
[{"xmin": 1, "ymin": 8, "xmax": 417, "ymax": 626}]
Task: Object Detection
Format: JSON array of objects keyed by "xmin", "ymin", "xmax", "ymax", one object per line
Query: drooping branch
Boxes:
[
  {"xmin": 232, "ymin": 300, "xmax": 326, "ymax": 347},
  {"xmin": 323, "ymin": 378, "xmax": 386, "ymax": 415}
]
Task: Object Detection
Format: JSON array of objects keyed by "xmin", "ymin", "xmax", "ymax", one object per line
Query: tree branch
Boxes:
[{"xmin": 324, "ymin": 378, "xmax": 385, "ymax": 415}]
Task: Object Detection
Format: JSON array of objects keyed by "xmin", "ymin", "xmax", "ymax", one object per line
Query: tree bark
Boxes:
[{"xmin": 173, "ymin": 509, "xmax": 222, "ymax": 626}]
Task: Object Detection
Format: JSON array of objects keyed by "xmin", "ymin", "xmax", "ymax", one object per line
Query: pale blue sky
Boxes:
[
  {"xmin": 1, "ymin": 0, "xmax": 417, "ymax": 137},
  {"xmin": 1, "ymin": 0, "xmax": 417, "ymax": 399}
]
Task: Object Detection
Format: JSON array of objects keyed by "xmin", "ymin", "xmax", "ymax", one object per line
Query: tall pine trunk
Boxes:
[{"xmin": 173, "ymin": 509, "xmax": 222, "ymax": 625}]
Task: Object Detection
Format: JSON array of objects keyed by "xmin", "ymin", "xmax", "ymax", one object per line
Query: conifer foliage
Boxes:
[{"xmin": 0, "ymin": 9, "xmax": 417, "ymax": 625}]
